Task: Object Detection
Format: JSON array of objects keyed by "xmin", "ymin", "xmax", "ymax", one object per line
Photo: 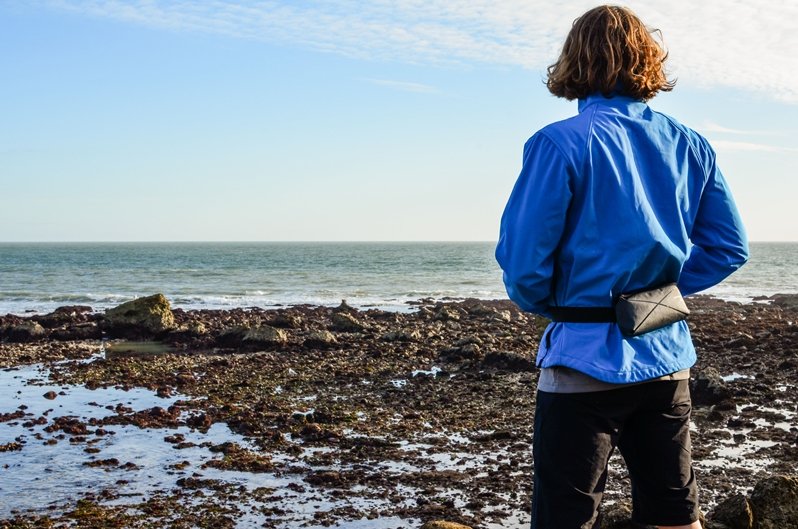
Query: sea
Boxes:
[{"xmin": 0, "ymin": 241, "xmax": 796, "ymax": 315}]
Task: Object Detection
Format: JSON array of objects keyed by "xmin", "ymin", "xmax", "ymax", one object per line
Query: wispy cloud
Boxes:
[
  {"xmin": 44, "ymin": 0, "xmax": 798, "ymax": 103},
  {"xmin": 699, "ymin": 121, "xmax": 767, "ymax": 136},
  {"xmin": 712, "ymin": 140, "xmax": 797, "ymax": 154},
  {"xmin": 364, "ymin": 78, "xmax": 439, "ymax": 94}
]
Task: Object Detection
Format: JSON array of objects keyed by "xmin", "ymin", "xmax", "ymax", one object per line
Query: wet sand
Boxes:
[{"xmin": 1, "ymin": 296, "xmax": 796, "ymax": 528}]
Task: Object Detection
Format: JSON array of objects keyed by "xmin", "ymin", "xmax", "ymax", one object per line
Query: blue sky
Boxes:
[{"xmin": 2, "ymin": 1, "xmax": 796, "ymax": 241}]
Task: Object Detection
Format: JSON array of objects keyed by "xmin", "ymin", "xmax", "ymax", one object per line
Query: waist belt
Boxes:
[
  {"xmin": 547, "ymin": 283, "xmax": 689, "ymax": 336},
  {"xmin": 549, "ymin": 306, "xmax": 616, "ymax": 323}
]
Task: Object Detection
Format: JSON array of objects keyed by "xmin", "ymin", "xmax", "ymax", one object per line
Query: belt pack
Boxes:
[{"xmin": 549, "ymin": 283, "xmax": 690, "ymax": 337}]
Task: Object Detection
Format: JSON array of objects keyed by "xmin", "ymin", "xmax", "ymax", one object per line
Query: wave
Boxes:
[
  {"xmin": 0, "ymin": 289, "xmax": 508, "ymax": 316},
  {"xmin": 1, "ymin": 242, "xmax": 794, "ymax": 316}
]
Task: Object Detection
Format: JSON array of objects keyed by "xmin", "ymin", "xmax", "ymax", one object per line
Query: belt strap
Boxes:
[{"xmin": 549, "ymin": 306, "xmax": 616, "ymax": 323}]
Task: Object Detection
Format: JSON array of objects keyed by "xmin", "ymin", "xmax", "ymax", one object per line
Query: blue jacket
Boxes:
[{"xmin": 496, "ymin": 93, "xmax": 749, "ymax": 383}]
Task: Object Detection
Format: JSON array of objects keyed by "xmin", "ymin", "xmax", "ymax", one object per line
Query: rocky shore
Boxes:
[{"xmin": 1, "ymin": 294, "xmax": 797, "ymax": 528}]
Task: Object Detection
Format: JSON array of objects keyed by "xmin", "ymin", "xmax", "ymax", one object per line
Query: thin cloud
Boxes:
[
  {"xmin": 700, "ymin": 122, "xmax": 765, "ymax": 135},
  {"xmin": 364, "ymin": 79, "xmax": 439, "ymax": 94},
  {"xmin": 44, "ymin": 0, "xmax": 798, "ymax": 103},
  {"xmin": 712, "ymin": 140, "xmax": 797, "ymax": 154}
]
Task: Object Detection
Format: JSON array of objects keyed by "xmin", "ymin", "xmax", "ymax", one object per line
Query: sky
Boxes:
[{"xmin": 1, "ymin": 0, "xmax": 796, "ymax": 242}]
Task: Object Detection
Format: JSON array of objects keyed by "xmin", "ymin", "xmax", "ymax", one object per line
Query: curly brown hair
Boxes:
[{"xmin": 546, "ymin": 5, "xmax": 675, "ymax": 101}]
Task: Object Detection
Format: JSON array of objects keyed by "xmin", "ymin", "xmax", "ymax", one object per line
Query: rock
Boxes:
[
  {"xmin": 420, "ymin": 522, "xmax": 472, "ymax": 529},
  {"xmin": 299, "ymin": 423, "xmax": 341, "ymax": 441},
  {"xmin": 471, "ymin": 430, "xmax": 514, "ymax": 442},
  {"xmin": 465, "ymin": 303, "xmax": 496, "ymax": 316},
  {"xmin": 43, "ymin": 391, "xmax": 58, "ymax": 400},
  {"xmin": 53, "ymin": 305, "xmax": 93, "ymax": 315},
  {"xmin": 598, "ymin": 500, "xmax": 690, "ymax": 529},
  {"xmin": 305, "ymin": 470, "xmax": 346, "ymax": 487},
  {"xmin": 270, "ymin": 313, "xmax": 303, "ymax": 329},
  {"xmin": 218, "ymin": 324, "xmax": 287, "ymax": 346},
  {"xmin": 104, "ymin": 294, "xmax": 175, "ymax": 335},
  {"xmin": 333, "ymin": 299, "xmax": 356, "ymax": 313},
  {"xmin": 691, "ymin": 367, "xmax": 732, "ymax": 406},
  {"xmin": 433, "ymin": 306, "xmax": 461, "ymax": 321},
  {"xmin": 749, "ymin": 475, "xmax": 798, "ymax": 529},
  {"xmin": 710, "ymin": 494, "xmax": 753, "ymax": 529},
  {"xmin": 454, "ymin": 335, "xmax": 483, "ymax": 347},
  {"xmin": 492, "ymin": 310, "xmax": 512, "ymax": 323},
  {"xmin": 770, "ymin": 294, "xmax": 798, "ymax": 310},
  {"xmin": 460, "ymin": 343, "xmax": 482, "ymax": 357},
  {"xmin": 50, "ymin": 322, "xmax": 102, "ymax": 341},
  {"xmin": 243, "ymin": 325, "xmax": 288, "ymax": 344},
  {"xmin": 34, "ymin": 306, "xmax": 93, "ymax": 328},
  {"xmin": 727, "ymin": 333, "xmax": 755, "ymax": 348},
  {"xmin": 177, "ymin": 321, "xmax": 207, "ymax": 335},
  {"xmin": 482, "ymin": 351, "xmax": 534, "ymax": 372},
  {"xmin": 599, "ymin": 501, "xmax": 642, "ymax": 528},
  {"xmin": 331, "ymin": 312, "xmax": 368, "ymax": 333},
  {"xmin": 0, "ymin": 442, "xmax": 23, "ymax": 452},
  {"xmin": 381, "ymin": 329, "xmax": 422, "ymax": 342},
  {"xmin": 204, "ymin": 442, "xmax": 273, "ymax": 472},
  {"xmin": 439, "ymin": 343, "xmax": 483, "ymax": 363},
  {"xmin": 4, "ymin": 321, "xmax": 47, "ymax": 342},
  {"xmin": 304, "ymin": 330, "xmax": 338, "ymax": 348}
]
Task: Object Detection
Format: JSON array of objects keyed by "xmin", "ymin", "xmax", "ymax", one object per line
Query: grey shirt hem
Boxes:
[{"xmin": 537, "ymin": 366, "xmax": 691, "ymax": 393}]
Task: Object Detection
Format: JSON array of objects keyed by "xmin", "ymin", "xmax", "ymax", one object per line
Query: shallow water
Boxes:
[
  {"xmin": 0, "ymin": 361, "xmax": 428, "ymax": 527},
  {"xmin": 1, "ymin": 359, "xmax": 794, "ymax": 526},
  {"xmin": 1, "ymin": 361, "xmax": 181, "ymax": 514}
]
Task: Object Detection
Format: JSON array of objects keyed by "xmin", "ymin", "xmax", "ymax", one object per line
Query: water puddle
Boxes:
[
  {"xmin": 694, "ymin": 401, "xmax": 796, "ymax": 474},
  {"xmin": 104, "ymin": 341, "xmax": 175, "ymax": 359},
  {"xmin": 1, "ymin": 362, "xmax": 179, "ymax": 514},
  {"xmin": 0, "ymin": 361, "xmax": 425, "ymax": 527},
  {"xmin": 721, "ymin": 372, "xmax": 753, "ymax": 382}
]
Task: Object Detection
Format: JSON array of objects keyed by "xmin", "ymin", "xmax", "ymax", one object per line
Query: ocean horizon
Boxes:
[{"xmin": 1, "ymin": 241, "xmax": 796, "ymax": 315}]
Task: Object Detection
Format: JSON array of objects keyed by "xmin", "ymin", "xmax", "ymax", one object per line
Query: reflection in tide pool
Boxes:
[{"xmin": 0, "ymin": 361, "xmax": 426, "ymax": 528}]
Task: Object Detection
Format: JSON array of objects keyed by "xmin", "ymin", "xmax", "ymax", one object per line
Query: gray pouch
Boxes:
[{"xmin": 615, "ymin": 283, "xmax": 689, "ymax": 336}]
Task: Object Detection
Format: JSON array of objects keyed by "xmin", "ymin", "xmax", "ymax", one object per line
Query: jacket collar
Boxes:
[{"xmin": 578, "ymin": 92, "xmax": 644, "ymax": 113}]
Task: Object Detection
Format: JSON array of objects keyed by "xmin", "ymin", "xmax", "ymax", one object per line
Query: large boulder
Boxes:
[
  {"xmin": 750, "ymin": 475, "xmax": 798, "ymax": 529},
  {"xmin": 104, "ymin": 294, "xmax": 175, "ymax": 335},
  {"xmin": 710, "ymin": 494, "xmax": 753, "ymax": 529}
]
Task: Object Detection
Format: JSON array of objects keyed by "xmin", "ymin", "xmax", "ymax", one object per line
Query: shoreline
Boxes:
[
  {"xmin": 2, "ymin": 290, "xmax": 798, "ymax": 319},
  {"xmin": 1, "ymin": 296, "xmax": 797, "ymax": 528}
]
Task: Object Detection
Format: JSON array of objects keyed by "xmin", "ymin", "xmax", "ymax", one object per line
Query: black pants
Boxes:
[{"xmin": 531, "ymin": 380, "xmax": 699, "ymax": 529}]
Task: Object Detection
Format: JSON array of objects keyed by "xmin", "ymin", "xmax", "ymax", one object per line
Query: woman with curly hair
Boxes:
[{"xmin": 496, "ymin": 5, "xmax": 748, "ymax": 529}]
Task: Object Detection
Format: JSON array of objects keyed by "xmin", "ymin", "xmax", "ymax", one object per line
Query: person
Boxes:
[{"xmin": 495, "ymin": 5, "xmax": 748, "ymax": 529}]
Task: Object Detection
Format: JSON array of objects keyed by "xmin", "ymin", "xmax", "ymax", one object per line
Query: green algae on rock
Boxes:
[{"xmin": 104, "ymin": 293, "xmax": 175, "ymax": 335}]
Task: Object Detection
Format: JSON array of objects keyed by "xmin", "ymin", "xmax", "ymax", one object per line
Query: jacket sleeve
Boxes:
[
  {"xmin": 495, "ymin": 133, "xmax": 573, "ymax": 315},
  {"xmin": 678, "ymin": 155, "xmax": 749, "ymax": 296}
]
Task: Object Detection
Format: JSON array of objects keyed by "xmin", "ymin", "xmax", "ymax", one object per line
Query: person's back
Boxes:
[
  {"xmin": 495, "ymin": 5, "xmax": 748, "ymax": 529},
  {"xmin": 538, "ymin": 94, "xmax": 719, "ymax": 303}
]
